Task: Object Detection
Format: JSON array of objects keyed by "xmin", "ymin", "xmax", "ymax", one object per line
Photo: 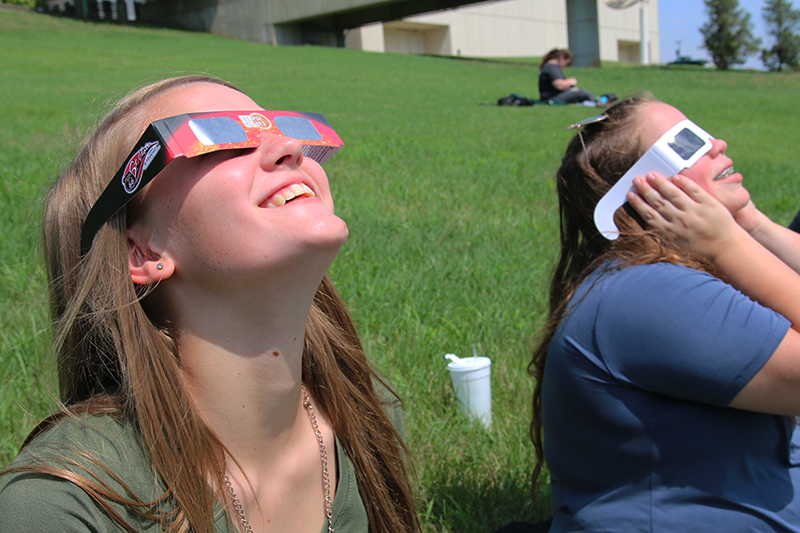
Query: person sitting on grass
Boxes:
[
  {"xmin": 538, "ymin": 48, "xmax": 599, "ymax": 105},
  {"xmin": 530, "ymin": 96, "xmax": 800, "ymax": 532},
  {"xmin": 0, "ymin": 74, "xmax": 419, "ymax": 533}
]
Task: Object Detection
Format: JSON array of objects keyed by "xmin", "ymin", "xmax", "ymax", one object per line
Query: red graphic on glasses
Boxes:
[{"xmin": 122, "ymin": 141, "xmax": 161, "ymax": 194}]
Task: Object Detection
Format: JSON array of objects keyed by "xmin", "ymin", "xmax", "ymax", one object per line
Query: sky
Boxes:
[{"xmin": 657, "ymin": 0, "xmax": 790, "ymax": 69}]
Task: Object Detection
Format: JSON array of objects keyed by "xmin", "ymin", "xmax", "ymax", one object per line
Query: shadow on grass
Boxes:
[{"xmin": 420, "ymin": 473, "xmax": 551, "ymax": 533}]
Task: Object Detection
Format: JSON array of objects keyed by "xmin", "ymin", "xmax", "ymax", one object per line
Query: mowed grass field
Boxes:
[{"xmin": 2, "ymin": 7, "xmax": 800, "ymax": 532}]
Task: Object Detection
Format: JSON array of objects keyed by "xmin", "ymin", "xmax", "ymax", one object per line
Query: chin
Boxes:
[
  {"xmin": 309, "ymin": 217, "xmax": 349, "ymax": 253},
  {"xmin": 727, "ymin": 192, "xmax": 751, "ymax": 216}
]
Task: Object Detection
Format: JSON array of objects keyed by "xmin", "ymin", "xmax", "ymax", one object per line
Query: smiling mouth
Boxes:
[
  {"xmin": 714, "ymin": 166, "xmax": 735, "ymax": 181},
  {"xmin": 264, "ymin": 184, "xmax": 316, "ymax": 208}
]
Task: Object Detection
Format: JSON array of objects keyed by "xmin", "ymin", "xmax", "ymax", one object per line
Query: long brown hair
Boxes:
[
  {"xmin": 539, "ymin": 48, "xmax": 573, "ymax": 70},
  {"xmin": 6, "ymin": 75, "xmax": 419, "ymax": 533},
  {"xmin": 528, "ymin": 97, "xmax": 716, "ymax": 494}
]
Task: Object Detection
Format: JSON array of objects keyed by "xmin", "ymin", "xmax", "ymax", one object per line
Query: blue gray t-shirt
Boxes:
[{"xmin": 543, "ymin": 262, "xmax": 800, "ymax": 532}]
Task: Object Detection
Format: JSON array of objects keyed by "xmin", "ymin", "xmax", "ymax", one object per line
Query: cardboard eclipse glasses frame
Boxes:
[
  {"xmin": 80, "ymin": 110, "xmax": 344, "ymax": 256},
  {"xmin": 593, "ymin": 119, "xmax": 714, "ymax": 240}
]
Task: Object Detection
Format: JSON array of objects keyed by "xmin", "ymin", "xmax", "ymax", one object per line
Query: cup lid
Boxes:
[{"xmin": 445, "ymin": 353, "xmax": 492, "ymax": 371}]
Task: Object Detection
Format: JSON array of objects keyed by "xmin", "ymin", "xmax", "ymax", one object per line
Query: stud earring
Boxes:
[{"xmin": 157, "ymin": 263, "xmax": 163, "ymax": 270}]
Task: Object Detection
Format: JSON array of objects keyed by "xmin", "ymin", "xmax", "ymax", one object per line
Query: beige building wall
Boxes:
[
  {"xmin": 402, "ymin": 0, "xmax": 568, "ymax": 57},
  {"xmin": 346, "ymin": 0, "xmax": 659, "ymax": 64},
  {"xmin": 598, "ymin": 1, "xmax": 660, "ymax": 64},
  {"xmin": 345, "ymin": 22, "xmax": 386, "ymax": 53}
]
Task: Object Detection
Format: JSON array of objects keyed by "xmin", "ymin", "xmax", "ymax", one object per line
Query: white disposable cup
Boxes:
[{"xmin": 445, "ymin": 354, "xmax": 492, "ymax": 428}]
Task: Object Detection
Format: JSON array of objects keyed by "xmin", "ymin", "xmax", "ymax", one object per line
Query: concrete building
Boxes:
[
  {"xmin": 345, "ymin": 0, "xmax": 660, "ymax": 65},
  {"xmin": 77, "ymin": 0, "xmax": 658, "ymax": 67}
]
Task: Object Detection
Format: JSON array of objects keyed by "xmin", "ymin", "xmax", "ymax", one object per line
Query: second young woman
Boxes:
[{"xmin": 531, "ymin": 96, "xmax": 800, "ymax": 532}]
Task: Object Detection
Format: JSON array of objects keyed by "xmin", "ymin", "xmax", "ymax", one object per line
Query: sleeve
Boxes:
[
  {"xmin": 0, "ymin": 416, "xmax": 163, "ymax": 533},
  {"xmin": 546, "ymin": 63, "xmax": 565, "ymax": 81},
  {"xmin": 0, "ymin": 471, "xmax": 122, "ymax": 533},
  {"xmin": 374, "ymin": 378, "xmax": 405, "ymax": 442},
  {"xmin": 594, "ymin": 263, "xmax": 790, "ymax": 406}
]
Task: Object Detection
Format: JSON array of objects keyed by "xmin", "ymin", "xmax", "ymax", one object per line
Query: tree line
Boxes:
[{"xmin": 702, "ymin": 0, "xmax": 800, "ymax": 70}]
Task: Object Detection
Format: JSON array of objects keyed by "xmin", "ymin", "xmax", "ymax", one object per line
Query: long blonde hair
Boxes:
[
  {"xmin": 8, "ymin": 75, "xmax": 419, "ymax": 533},
  {"xmin": 528, "ymin": 97, "xmax": 717, "ymax": 495}
]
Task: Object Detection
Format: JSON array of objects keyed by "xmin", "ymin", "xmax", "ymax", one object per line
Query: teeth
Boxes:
[
  {"xmin": 715, "ymin": 166, "xmax": 734, "ymax": 181},
  {"xmin": 265, "ymin": 184, "xmax": 316, "ymax": 208}
]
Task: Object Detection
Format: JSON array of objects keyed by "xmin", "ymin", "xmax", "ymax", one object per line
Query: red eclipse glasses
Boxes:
[{"xmin": 80, "ymin": 110, "xmax": 344, "ymax": 256}]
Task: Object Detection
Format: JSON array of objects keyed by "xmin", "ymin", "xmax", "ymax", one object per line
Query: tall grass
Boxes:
[{"xmin": 2, "ymin": 8, "xmax": 800, "ymax": 532}]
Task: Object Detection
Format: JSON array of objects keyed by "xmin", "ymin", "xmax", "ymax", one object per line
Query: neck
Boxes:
[{"xmin": 169, "ymin": 269, "xmax": 324, "ymax": 468}]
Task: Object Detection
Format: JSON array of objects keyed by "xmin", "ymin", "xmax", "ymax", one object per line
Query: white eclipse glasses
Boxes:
[
  {"xmin": 80, "ymin": 110, "xmax": 344, "ymax": 256},
  {"xmin": 593, "ymin": 119, "xmax": 714, "ymax": 240}
]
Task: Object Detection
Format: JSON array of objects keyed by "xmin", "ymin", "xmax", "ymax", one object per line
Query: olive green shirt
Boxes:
[{"xmin": 0, "ymin": 390, "xmax": 403, "ymax": 532}]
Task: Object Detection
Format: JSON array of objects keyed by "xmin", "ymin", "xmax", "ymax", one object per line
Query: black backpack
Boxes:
[{"xmin": 497, "ymin": 93, "xmax": 535, "ymax": 106}]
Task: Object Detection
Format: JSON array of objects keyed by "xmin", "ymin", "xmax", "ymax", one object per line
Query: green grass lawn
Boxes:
[{"xmin": 2, "ymin": 8, "xmax": 800, "ymax": 532}]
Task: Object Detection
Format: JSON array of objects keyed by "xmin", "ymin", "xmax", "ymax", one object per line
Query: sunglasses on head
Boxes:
[
  {"xmin": 593, "ymin": 119, "xmax": 714, "ymax": 240},
  {"xmin": 80, "ymin": 110, "xmax": 344, "ymax": 256}
]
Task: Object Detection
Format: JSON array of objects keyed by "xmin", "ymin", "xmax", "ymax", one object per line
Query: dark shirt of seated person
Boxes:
[{"xmin": 538, "ymin": 48, "xmax": 597, "ymax": 104}]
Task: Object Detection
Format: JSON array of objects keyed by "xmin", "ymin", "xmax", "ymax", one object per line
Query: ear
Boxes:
[{"xmin": 127, "ymin": 228, "xmax": 174, "ymax": 285}]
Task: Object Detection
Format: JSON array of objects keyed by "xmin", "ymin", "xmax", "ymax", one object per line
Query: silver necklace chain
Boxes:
[
  {"xmin": 223, "ymin": 476, "xmax": 252, "ymax": 533},
  {"xmin": 303, "ymin": 385, "xmax": 335, "ymax": 533},
  {"xmin": 223, "ymin": 385, "xmax": 335, "ymax": 533}
]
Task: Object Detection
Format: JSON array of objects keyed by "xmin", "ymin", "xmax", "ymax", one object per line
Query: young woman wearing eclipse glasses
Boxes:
[
  {"xmin": 0, "ymin": 75, "xmax": 419, "ymax": 533},
  {"xmin": 530, "ymin": 96, "xmax": 800, "ymax": 532}
]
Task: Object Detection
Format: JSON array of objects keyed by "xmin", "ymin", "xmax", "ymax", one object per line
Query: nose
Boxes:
[
  {"xmin": 257, "ymin": 132, "xmax": 304, "ymax": 171},
  {"xmin": 708, "ymin": 138, "xmax": 727, "ymax": 157}
]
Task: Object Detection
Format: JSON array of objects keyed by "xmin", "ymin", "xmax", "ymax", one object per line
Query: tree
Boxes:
[
  {"xmin": 700, "ymin": 0, "xmax": 761, "ymax": 69},
  {"xmin": 761, "ymin": 0, "xmax": 800, "ymax": 71}
]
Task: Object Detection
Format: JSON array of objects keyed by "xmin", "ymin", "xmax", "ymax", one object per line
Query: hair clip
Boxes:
[
  {"xmin": 568, "ymin": 114, "xmax": 608, "ymax": 154},
  {"xmin": 567, "ymin": 114, "xmax": 608, "ymax": 131}
]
